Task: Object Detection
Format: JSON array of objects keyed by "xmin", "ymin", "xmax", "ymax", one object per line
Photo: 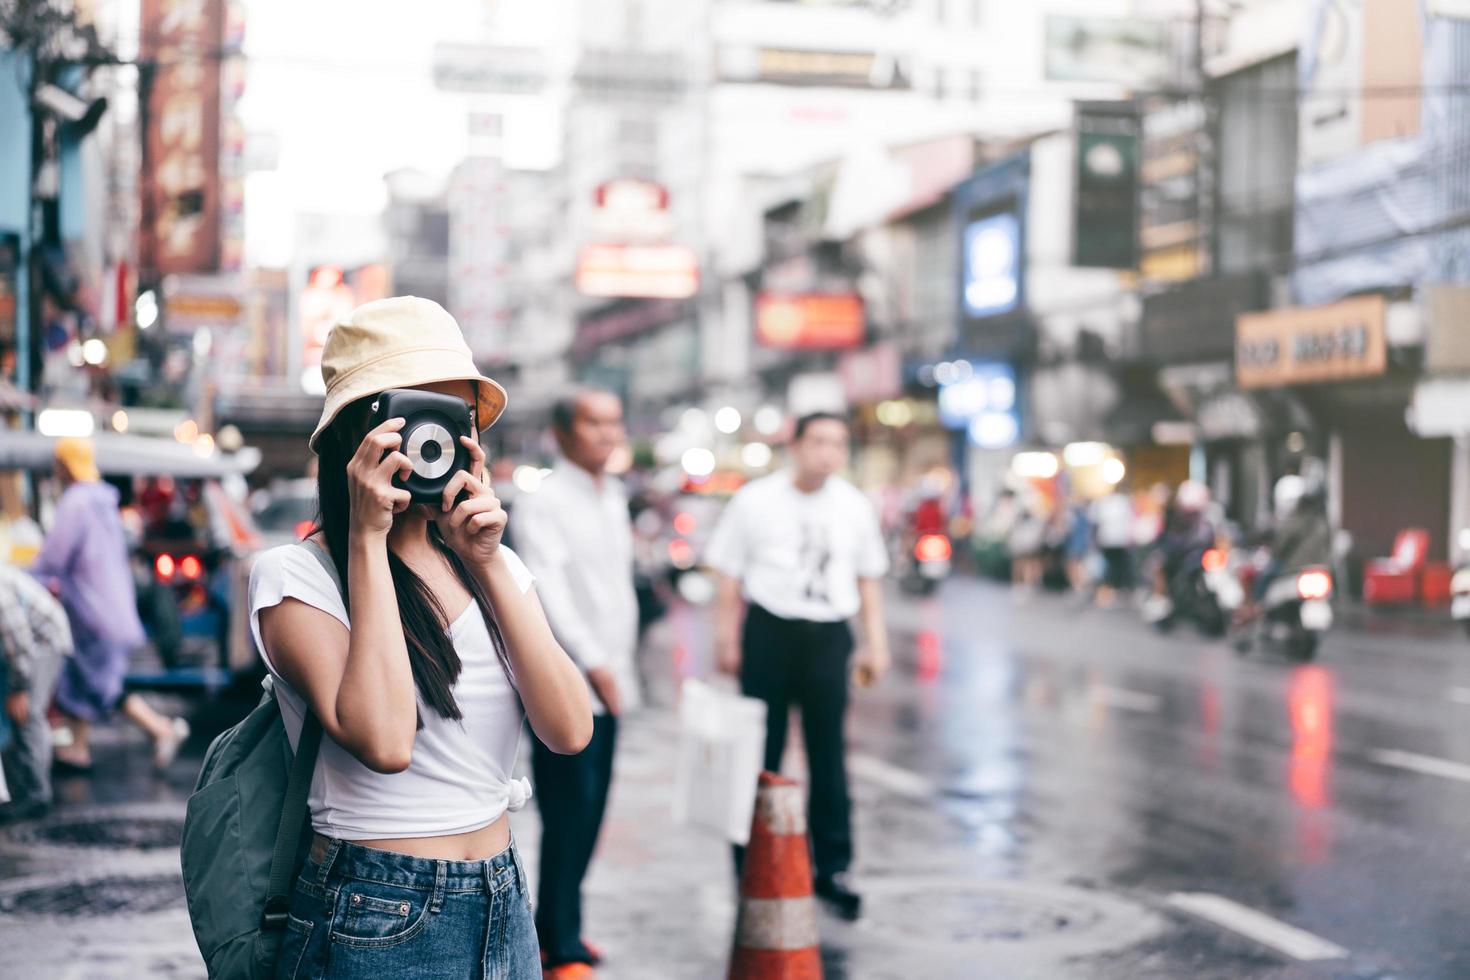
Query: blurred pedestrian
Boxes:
[
  {"xmin": 1062, "ymin": 497, "xmax": 1093, "ymax": 595},
  {"xmin": 34, "ymin": 438, "xmax": 189, "ymax": 771},
  {"xmin": 249, "ymin": 297, "xmax": 591, "ymax": 979},
  {"xmin": 709, "ymin": 412, "xmax": 891, "ymax": 921},
  {"xmin": 1008, "ymin": 491, "xmax": 1047, "ymax": 596},
  {"xmin": 1091, "ymin": 484, "xmax": 1136, "ymax": 607},
  {"xmin": 513, "ymin": 388, "xmax": 640, "ymax": 977},
  {"xmin": 0, "ymin": 563, "xmax": 71, "ymax": 821}
]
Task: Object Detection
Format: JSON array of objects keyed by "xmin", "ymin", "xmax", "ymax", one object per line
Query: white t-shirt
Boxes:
[
  {"xmin": 248, "ymin": 543, "xmax": 536, "ymax": 840},
  {"xmin": 705, "ymin": 472, "xmax": 889, "ymax": 622},
  {"xmin": 1091, "ymin": 493, "xmax": 1135, "ymax": 549}
]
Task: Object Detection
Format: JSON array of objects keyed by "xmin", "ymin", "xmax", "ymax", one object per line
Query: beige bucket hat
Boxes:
[{"xmin": 309, "ymin": 296, "xmax": 508, "ymax": 453}]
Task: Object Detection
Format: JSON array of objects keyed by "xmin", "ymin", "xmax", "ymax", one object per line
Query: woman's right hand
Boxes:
[{"xmin": 348, "ymin": 417, "xmax": 413, "ymax": 538}]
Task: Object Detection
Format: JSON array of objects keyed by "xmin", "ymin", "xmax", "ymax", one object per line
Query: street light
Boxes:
[
  {"xmin": 135, "ymin": 290, "xmax": 159, "ymax": 330},
  {"xmin": 681, "ymin": 447, "xmax": 716, "ymax": 478},
  {"xmin": 37, "ymin": 409, "xmax": 95, "ymax": 438},
  {"xmin": 81, "ymin": 338, "xmax": 108, "ymax": 366},
  {"xmin": 715, "ymin": 406, "xmax": 742, "ymax": 434}
]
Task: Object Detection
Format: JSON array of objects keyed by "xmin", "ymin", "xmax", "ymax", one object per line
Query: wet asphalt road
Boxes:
[{"xmin": 4, "ymin": 577, "xmax": 1470, "ymax": 978}]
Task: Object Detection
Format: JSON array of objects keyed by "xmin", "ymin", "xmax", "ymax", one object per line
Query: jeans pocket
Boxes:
[
  {"xmin": 274, "ymin": 914, "xmax": 314, "ymax": 980},
  {"xmin": 330, "ymin": 883, "xmax": 432, "ymax": 949}
]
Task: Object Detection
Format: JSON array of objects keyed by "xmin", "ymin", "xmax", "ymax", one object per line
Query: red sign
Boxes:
[
  {"xmin": 575, "ymin": 244, "xmax": 699, "ymax": 300},
  {"xmin": 141, "ymin": 0, "xmax": 225, "ymax": 275},
  {"xmin": 755, "ymin": 293, "xmax": 865, "ymax": 350}
]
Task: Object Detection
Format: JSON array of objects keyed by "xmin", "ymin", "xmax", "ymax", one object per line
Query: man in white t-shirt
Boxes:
[{"xmin": 707, "ymin": 412, "xmax": 891, "ymax": 921}]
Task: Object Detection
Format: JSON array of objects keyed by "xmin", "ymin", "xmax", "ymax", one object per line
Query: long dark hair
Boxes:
[{"xmin": 314, "ymin": 395, "xmax": 511, "ymax": 722}]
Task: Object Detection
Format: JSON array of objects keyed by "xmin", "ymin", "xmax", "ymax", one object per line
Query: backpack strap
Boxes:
[{"xmin": 261, "ymin": 540, "xmax": 340, "ymax": 930}]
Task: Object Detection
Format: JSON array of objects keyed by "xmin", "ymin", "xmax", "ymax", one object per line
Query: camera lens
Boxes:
[{"xmin": 420, "ymin": 440, "xmax": 442, "ymax": 463}]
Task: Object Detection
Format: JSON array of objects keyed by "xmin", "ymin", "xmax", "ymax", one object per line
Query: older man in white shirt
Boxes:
[{"xmin": 513, "ymin": 387, "xmax": 639, "ymax": 977}]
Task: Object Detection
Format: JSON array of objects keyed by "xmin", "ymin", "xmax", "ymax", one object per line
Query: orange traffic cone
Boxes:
[{"xmin": 728, "ymin": 772, "xmax": 823, "ymax": 980}]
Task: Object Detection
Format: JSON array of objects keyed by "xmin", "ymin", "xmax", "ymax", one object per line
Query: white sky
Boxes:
[{"xmin": 241, "ymin": 0, "xmax": 571, "ymax": 266}]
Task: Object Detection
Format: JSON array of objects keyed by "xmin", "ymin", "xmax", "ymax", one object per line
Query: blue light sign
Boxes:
[{"xmin": 962, "ymin": 211, "xmax": 1021, "ymax": 319}]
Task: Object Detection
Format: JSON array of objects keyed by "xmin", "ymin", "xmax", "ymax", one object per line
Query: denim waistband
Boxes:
[{"xmin": 303, "ymin": 833, "xmax": 523, "ymax": 896}]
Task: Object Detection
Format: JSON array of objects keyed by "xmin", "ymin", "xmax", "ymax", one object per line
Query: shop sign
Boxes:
[
  {"xmin": 755, "ymin": 292, "xmax": 864, "ymax": 350},
  {"xmin": 1236, "ymin": 295, "xmax": 1388, "ymax": 389},
  {"xmin": 591, "ymin": 178, "xmax": 674, "ymax": 242},
  {"xmin": 433, "ymin": 44, "xmax": 546, "ymax": 94},
  {"xmin": 142, "ymin": 0, "xmax": 225, "ymax": 275},
  {"xmin": 1138, "ymin": 97, "xmax": 1210, "ymax": 284},
  {"xmin": 1044, "ymin": 16, "xmax": 1170, "ymax": 88},
  {"xmin": 1074, "ymin": 103, "xmax": 1140, "ymax": 270},
  {"xmin": 575, "ymin": 244, "xmax": 699, "ymax": 300},
  {"xmin": 718, "ymin": 46, "xmax": 908, "ymax": 89},
  {"xmin": 961, "ymin": 211, "xmax": 1021, "ymax": 318}
]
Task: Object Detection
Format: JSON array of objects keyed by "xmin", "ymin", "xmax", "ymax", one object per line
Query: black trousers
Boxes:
[
  {"xmin": 531, "ymin": 713, "xmax": 618, "ymax": 967},
  {"xmin": 739, "ymin": 604, "xmax": 854, "ymax": 879}
]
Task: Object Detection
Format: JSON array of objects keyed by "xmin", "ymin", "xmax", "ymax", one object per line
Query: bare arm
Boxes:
[
  {"xmin": 439, "ymin": 438, "xmax": 593, "ymax": 754},
  {"xmin": 258, "ymin": 417, "xmax": 421, "ymax": 774},
  {"xmin": 714, "ymin": 572, "xmax": 745, "ymax": 675},
  {"xmin": 854, "ymin": 577, "xmax": 891, "ymax": 685},
  {"xmin": 472, "ymin": 555, "xmax": 593, "ymax": 753}
]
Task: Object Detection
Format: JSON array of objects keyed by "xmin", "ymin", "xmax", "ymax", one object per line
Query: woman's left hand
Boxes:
[{"xmin": 436, "ymin": 437, "xmax": 507, "ymax": 568}]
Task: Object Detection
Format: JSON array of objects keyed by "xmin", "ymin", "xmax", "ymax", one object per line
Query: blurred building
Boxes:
[{"xmin": 1133, "ymin": 0, "xmax": 1470, "ymax": 583}]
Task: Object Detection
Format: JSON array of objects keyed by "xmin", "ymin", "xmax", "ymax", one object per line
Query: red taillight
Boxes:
[
  {"xmin": 1201, "ymin": 548, "xmax": 1227, "ymax": 572},
  {"xmin": 179, "ymin": 554, "xmax": 203, "ymax": 580},
  {"xmin": 673, "ymin": 512, "xmax": 696, "ymax": 536},
  {"xmin": 294, "ymin": 520, "xmax": 314, "ymax": 541},
  {"xmin": 155, "ymin": 554, "xmax": 176, "ymax": 580},
  {"xmin": 915, "ymin": 534, "xmax": 952, "ymax": 563},
  {"xmin": 1298, "ymin": 570, "xmax": 1333, "ymax": 600},
  {"xmin": 668, "ymin": 539, "xmax": 695, "ymax": 569}
]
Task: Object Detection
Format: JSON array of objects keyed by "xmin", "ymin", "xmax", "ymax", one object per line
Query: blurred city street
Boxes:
[
  {"xmin": 5, "ymin": 0, "xmax": 1470, "ymax": 976},
  {"xmin": 7, "ymin": 578, "xmax": 1470, "ymax": 978}
]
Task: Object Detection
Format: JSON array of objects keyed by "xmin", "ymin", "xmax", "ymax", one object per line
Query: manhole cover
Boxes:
[
  {"xmin": 859, "ymin": 878, "xmax": 1160, "ymax": 958},
  {"xmin": 21, "ymin": 816, "xmax": 183, "ymax": 851},
  {"xmin": 878, "ymin": 882, "xmax": 1096, "ymax": 942},
  {"xmin": 0, "ymin": 874, "xmax": 185, "ymax": 917}
]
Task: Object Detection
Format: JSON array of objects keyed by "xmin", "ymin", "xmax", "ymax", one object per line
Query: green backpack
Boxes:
[{"xmin": 180, "ymin": 542, "xmax": 334, "ymax": 978}]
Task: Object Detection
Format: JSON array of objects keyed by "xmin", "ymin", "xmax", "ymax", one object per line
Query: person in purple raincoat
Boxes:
[{"xmin": 34, "ymin": 438, "xmax": 189, "ymax": 772}]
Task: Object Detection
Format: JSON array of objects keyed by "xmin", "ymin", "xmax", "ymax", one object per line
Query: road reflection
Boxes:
[{"xmin": 1288, "ymin": 664, "xmax": 1335, "ymax": 862}]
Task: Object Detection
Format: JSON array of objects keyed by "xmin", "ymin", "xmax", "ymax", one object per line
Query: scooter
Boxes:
[
  {"xmin": 1147, "ymin": 546, "xmax": 1239, "ymax": 637},
  {"xmin": 899, "ymin": 533, "xmax": 952, "ymax": 596},
  {"xmin": 1238, "ymin": 565, "xmax": 1334, "ymax": 662}
]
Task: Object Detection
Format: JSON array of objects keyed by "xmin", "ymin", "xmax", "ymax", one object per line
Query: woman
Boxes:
[
  {"xmin": 250, "ymin": 296, "xmax": 592, "ymax": 979},
  {"xmin": 34, "ymin": 437, "xmax": 189, "ymax": 771}
]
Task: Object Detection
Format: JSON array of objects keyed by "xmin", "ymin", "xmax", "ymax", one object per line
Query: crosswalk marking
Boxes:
[
  {"xmin": 1369, "ymin": 748, "xmax": 1470, "ymax": 784},
  {"xmin": 1167, "ymin": 893, "xmax": 1348, "ymax": 962}
]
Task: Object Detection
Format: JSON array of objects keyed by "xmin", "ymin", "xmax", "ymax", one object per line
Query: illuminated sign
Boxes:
[
  {"xmin": 933, "ymin": 360, "xmax": 1019, "ymax": 448},
  {"xmin": 755, "ymin": 293, "xmax": 865, "ymax": 350},
  {"xmin": 962, "ymin": 212, "xmax": 1021, "ymax": 318},
  {"xmin": 592, "ymin": 179, "xmax": 674, "ymax": 241},
  {"xmin": 575, "ymin": 244, "xmax": 699, "ymax": 300}
]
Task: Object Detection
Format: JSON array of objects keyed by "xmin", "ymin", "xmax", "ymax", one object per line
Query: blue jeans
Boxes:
[{"xmin": 275, "ymin": 835, "xmax": 539, "ymax": 980}]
